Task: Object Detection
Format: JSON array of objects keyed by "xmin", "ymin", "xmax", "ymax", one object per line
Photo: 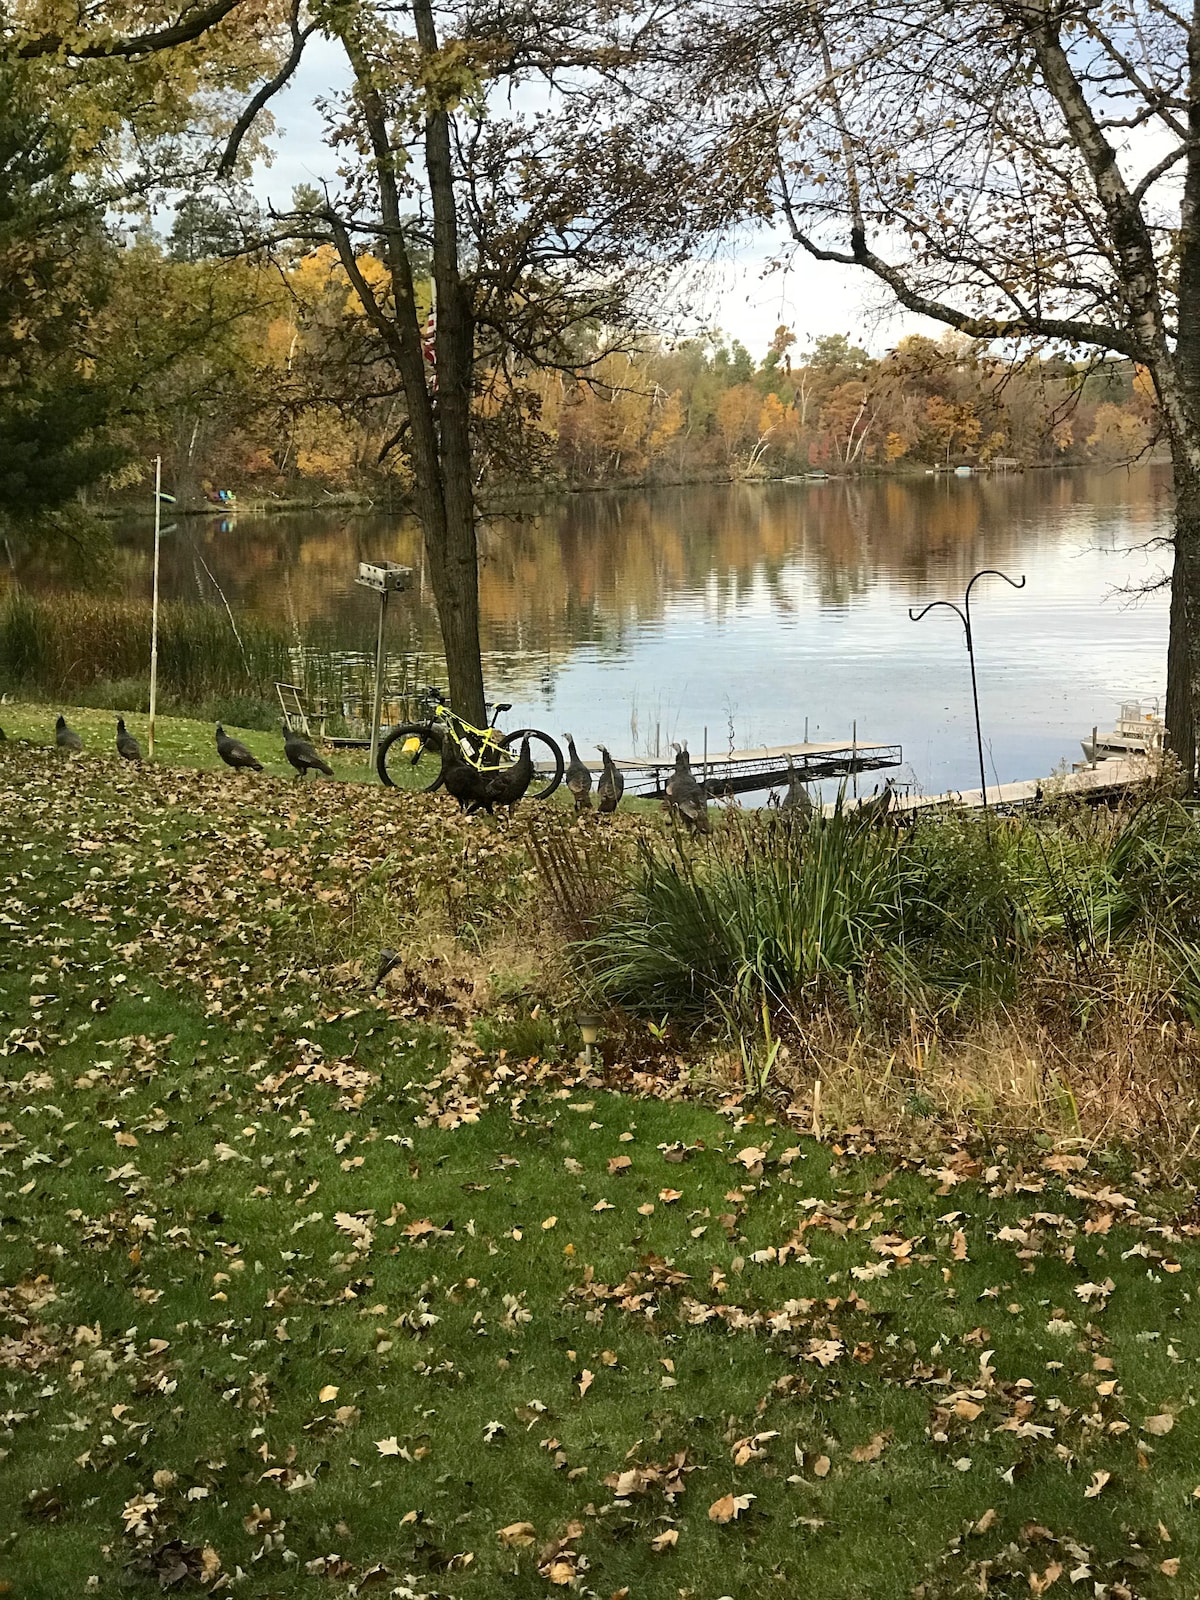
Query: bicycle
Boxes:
[{"xmin": 376, "ymin": 686, "xmax": 564, "ymax": 798}]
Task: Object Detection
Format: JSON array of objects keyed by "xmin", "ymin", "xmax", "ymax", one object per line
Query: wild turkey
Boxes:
[
  {"xmin": 115, "ymin": 718, "xmax": 142, "ymax": 763},
  {"xmin": 664, "ymin": 744, "xmax": 709, "ymax": 834},
  {"xmin": 371, "ymin": 948, "xmax": 401, "ymax": 992},
  {"xmin": 283, "ymin": 723, "xmax": 334, "ymax": 780},
  {"xmin": 564, "ymin": 734, "xmax": 593, "ymax": 812},
  {"xmin": 215, "ymin": 724, "xmax": 263, "ymax": 772},
  {"xmin": 479, "ymin": 735, "xmax": 534, "ymax": 813},
  {"xmin": 55, "ymin": 715, "xmax": 83, "ymax": 753},
  {"xmin": 596, "ymin": 745, "xmax": 625, "ymax": 813},
  {"xmin": 781, "ymin": 754, "xmax": 813, "ymax": 817},
  {"xmin": 438, "ymin": 732, "xmax": 489, "ymax": 813},
  {"xmin": 854, "ymin": 777, "xmax": 896, "ymax": 827}
]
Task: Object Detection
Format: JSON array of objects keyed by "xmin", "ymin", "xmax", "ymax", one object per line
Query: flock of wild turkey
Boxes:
[
  {"xmin": 28, "ymin": 712, "xmax": 893, "ymax": 827},
  {"xmin": 33, "ymin": 714, "xmax": 336, "ymax": 779}
]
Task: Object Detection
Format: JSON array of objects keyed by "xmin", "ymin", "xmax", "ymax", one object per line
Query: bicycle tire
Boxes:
[
  {"xmin": 502, "ymin": 728, "xmax": 564, "ymax": 800},
  {"xmin": 377, "ymin": 723, "xmax": 445, "ymax": 791}
]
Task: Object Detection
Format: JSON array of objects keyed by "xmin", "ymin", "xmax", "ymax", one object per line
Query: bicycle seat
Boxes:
[{"xmin": 493, "ymin": 702, "xmax": 512, "ymax": 714}]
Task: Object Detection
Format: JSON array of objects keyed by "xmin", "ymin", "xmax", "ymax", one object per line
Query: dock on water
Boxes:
[
  {"xmin": 877, "ymin": 755, "xmax": 1159, "ymax": 816},
  {"xmin": 590, "ymin": 736, "xmax": 903, "ymax": 798}
]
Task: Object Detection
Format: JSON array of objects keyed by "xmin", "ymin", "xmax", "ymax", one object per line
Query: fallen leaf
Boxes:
[
  {"xmin": 607, "ymin": 1155, "xmax": 632, "ymax": 1176},
  {"xmin": 497, "ymin": 1522, "xmax": 536, "ymax": 1548},
  {"xmin": 850, "ymin": 1433, "xmax": 888, "ymax": 1463},
  {"xmin": 376, "ymin": 1436, "xmax": 401, "ymax": 1457},
  {"xmin": 650, "ymin": 1528, "xmax": 679, "ymax": 1552},
  {"xmin": 708, "ymin": 1492, "xmax": 755, "ymax": 1523},
  {"xmin": 578, "ymin": 1369, "xmax": 594, "ymax": 1397},
  {"xmin": 319, "ymin": 1385, "xmax": 339, "ymax": 1403},
  {"xmin": 1144, "ymin": 1413, "xmax": 1175, "ymax": 1436},
  {"xmin": 1084, "ymin": 1469, "xmax": 1111, "ymax": 1498},
  {"xmin": 812, "ymin": 1455, "xmax": 831, "ymax": 1478},
  {"xmin": 541, "ymin": 1216, "xmax": 558, "ymax": 1230},
  {"xmin": 659, "ymin": 1188, "xmax": 683, "ymax": 1203},
  {"xmin": 735, "ymin": 1145, "xmax": 768, "ymax": 1170}
]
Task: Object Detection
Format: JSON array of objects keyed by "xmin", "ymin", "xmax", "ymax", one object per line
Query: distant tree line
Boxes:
[{"xmin": 1, "ymin": 193, "xmax": 1162, "ymax": 519}]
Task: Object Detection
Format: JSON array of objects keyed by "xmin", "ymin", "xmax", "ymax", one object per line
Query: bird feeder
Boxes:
[
  {"xmin": 577, "ymin": 1012, "xmax": 601, "ymax": 1068},
  {"xmin": 355, "ymin": 562, "xmax": 413, "ymax": 776}
]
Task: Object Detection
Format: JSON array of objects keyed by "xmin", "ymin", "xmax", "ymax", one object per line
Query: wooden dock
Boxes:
[
  {"xmin": 589, "ymin": 737, "xmax": 903, "ymax": 799},
  {"xmin": 847, "ymin": 755, "xmax": 1158, "ymax": 817}
]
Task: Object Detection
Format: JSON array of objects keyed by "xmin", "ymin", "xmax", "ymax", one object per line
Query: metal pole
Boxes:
[
  {"xmin": 910, "ymin": 569, "xmax": 1026, "ymax": 812},
  {"xmin": 962, "ymin": 612, "xmax": 988, "ymax": 805},
  {"xmin": 852, "ymin": 718, "xmax": 858, "ymax": 798},
  {"xmin": 369, "ymin": 588, "xmax": 388, "ymax": 778},
  {"xmin": 703, "ymin": 725, "xmax": 708, "ymax": 785},
  {"xmin": 148, "ymin": 456, "xmax": 162, "ymax": 760},
  {"xmin": 1092, "ymin": 726, "xmax": 1098, "ymax": 771}
]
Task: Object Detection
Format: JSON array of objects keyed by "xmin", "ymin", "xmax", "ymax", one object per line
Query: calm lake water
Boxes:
[{"xmin": 108, "ymin": 466, "xmax": 1173, "ymax": 797}]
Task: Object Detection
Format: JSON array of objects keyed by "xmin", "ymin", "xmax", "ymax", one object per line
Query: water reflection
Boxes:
[{"xmin": 44, "ymin": 467, "xmax": 1176, "ymax": 795}]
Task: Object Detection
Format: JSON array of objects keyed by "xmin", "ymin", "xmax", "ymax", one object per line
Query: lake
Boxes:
[{"xmin": 110, "ymin": 466, "xmax": 1173, "ymax": 797}]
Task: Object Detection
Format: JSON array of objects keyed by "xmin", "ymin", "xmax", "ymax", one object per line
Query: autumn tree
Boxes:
[
  {"xmin": 0, "ymin": 62, "xmax": 123, "ymax": 531},
  {"xmin": 691, "ymin": 0, "xmax": 1200, "ymax": 774},
  {"xmin": 220, "ymin": 0, "xmax": 697, "ymax": 722}
]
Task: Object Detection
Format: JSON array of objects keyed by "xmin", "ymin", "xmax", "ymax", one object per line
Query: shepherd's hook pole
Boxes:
[{"xmin": 909, "ymin": 568, "xmax": 1026, "ymax": 809}]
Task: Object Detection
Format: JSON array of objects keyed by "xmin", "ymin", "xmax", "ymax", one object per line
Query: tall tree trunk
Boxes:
[
  {"xmin": 412, "ymin": 0, "xmax": 486, "ymax": 726},
  {"xmin": 336, "ymin": 9, "xmax": 487, "ymax": 727},
  {"xmin": 1165, "ymin": 448, "xmax": 1200, "ymax": 785}
]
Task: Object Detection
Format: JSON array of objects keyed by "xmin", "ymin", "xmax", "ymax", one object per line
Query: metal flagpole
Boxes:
[{"xmin": 148, "ymin": 456, "xmax": 162, "ymax": 760}]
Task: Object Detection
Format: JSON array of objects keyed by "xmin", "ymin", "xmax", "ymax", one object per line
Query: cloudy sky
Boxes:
[{"xmin": 248, "ymin": 37, "xmax": 927, "ymax": 361}]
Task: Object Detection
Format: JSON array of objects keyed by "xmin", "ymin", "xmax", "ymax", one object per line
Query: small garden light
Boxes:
[{"xmin": 577, "ymin": 1012, "xmax": 601, "ymax": 1067}]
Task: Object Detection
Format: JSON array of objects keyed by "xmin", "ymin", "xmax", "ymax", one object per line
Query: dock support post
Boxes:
[
  {"xmin": 852, "ymin": 719, "xmax": 858, "ymax": 798},
  {"xmin": 1092, "ymin": 726, "xmax": 1098, "ymax": 770}
]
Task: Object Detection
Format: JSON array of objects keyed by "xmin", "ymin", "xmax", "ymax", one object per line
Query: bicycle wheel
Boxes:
[
  {"xmin": 377, "ymin": 723, "xmax": 445, "ymax": 791},
  {"xmin": 502, "ymin": 728, "xmax": 564, "ymax": 799}
]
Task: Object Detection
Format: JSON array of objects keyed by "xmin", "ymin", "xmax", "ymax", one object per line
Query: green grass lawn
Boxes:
[{"xmin": 3, "ymin": 726, "xmax": 1200, "ymax": 1598}]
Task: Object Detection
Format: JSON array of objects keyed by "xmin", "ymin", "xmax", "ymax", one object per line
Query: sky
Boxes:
[{"xmin": 247, "ymin": 35, "xmax": 931, "ymax": 362}]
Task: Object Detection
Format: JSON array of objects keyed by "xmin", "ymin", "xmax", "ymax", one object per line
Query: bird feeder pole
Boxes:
[
  {"xmin": 356, "ymin": 562, "xmax": 413, "ymax": 779},
  {"xmin": 148, "ymin": 456, "xmax": 162, "ymax": 760},
  {"xmin": 369, "ymin": 588, "xmax": 388, "ymax": 776},
  {"xmin": 909, "ymin": 568, "xmax": 1026, "ymax": 809}
]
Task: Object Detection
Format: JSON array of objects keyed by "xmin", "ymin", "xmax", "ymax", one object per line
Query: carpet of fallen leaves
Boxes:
[{"xmin": 5, "ymin": 736, "xmax": 1200, "ymax": 1600}]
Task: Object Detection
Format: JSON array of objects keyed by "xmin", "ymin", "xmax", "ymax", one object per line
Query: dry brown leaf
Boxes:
[
  {"xmin": 850, "ymin": 1433, "xmax": 888, "ymax": 1463},
  {"xmin": 577, "ymin": 1369, "xmax": 594, "ymax": 1397},
  {"xmin": 708, "ymin": 1493, "xmax": 754, "ymax": 1523},
  {"xmin": 650, "ymin": 1528, "xmax": 679, "ymax": 1552},
  {"xmin": 1144, "ymin": 1413, "xmax": 1176, "ymax": 1436},
  {"xmin": 1084, "ymin": 1470, "xmax": 1111, "ymax": 1498},
  {"xmin": 607, "ymin": 1155, "xmax": 632, "ymax": 1176},
  {"xmin": 812, "ymin": 1455, "xmax": 831, "ymax": 1478},
  {"xmin": 497, "ymin": 1522, "xmax": 536, "ymax": 1548},
  {"xmin": 318, "ymin": 1384, "xmax": 339, "ymax": 1403}
]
